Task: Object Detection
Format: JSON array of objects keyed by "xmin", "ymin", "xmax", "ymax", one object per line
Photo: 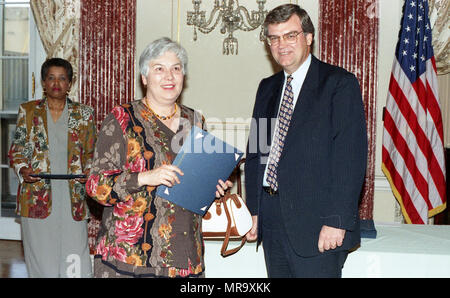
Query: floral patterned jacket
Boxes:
[
  {"xmin": 86, "ymin": 100, "xmax": 206, "ymax": 277},
  {"xmin": 8, "ymin": 98, "xmax": 96, "ymax": 220}
]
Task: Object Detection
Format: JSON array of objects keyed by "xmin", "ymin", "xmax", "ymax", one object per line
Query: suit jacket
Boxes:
[
  {"xmin": 9, "ymin": 98, "xmax": 96, "ymax": 220},
  {"xmin": 245, "ymin": 55, "xmax": 368, "ymax": 257}
]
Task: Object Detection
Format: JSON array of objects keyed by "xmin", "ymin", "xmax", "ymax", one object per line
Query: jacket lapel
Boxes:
[
  {"xmin": 35, "ymin": 99, "xmax": 48, "ymax": 136},
  {"xmin": 287, "ymin": 55, "xmax": 319, "ymax": 133},
  {"xmin": 32, "ymin": 99, "xmax": 50, "ymax": 172},
  {"xmin": 67, "ymin": 98, "xmax": 83, "ymax": 174},
  {"xmin": 264, "ymin": 72, "xmax": 284, "ymax": 143},
  {"xmin": 278, "ymin": 56, "xmax": 320, "ymax": 164},
  {"xmin": 67, "ymin": 98, "xmax": 76, "ymax": 134}
]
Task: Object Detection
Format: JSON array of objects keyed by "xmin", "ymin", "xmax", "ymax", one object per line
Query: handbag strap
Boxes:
[
  {"xmin": 236, "ymin": 158, "xmax": 245, "ymax": 197},
  {"xmin": 220, "ymin": 193, "xmax": 247, "ymax": 257}
]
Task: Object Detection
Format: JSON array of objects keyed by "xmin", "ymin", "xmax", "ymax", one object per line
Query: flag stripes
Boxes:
[{"xmin": 382, "ymin": 0, "xmax": 446, "ymax": 224}]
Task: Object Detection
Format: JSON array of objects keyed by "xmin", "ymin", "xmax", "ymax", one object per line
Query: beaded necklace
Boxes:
[{"xmin": 143, "ymin": 99, "xmax": 177, "ymax": 120}]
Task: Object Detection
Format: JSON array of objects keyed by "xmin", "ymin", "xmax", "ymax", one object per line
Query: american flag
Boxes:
[{"xmin": 382, "ymin": 0, "xmax": 446, "ymax": 224}]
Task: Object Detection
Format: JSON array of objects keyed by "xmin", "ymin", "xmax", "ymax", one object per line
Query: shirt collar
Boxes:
[{"xmin": 284, "ymin": 54, "xmax": 312, "ymax": 85}]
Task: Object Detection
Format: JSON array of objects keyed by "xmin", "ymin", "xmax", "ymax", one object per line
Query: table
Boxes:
[
  {"xmin": 204, "ymin": 223, "xmax": 450, "ymax": 278},
  {"xmin": 204, "ymin": 240, "xmax": 267, "ymax": 278},
  {"xmin": 342, "ymin": 223, "xmax": 450, "ymax": 277}
]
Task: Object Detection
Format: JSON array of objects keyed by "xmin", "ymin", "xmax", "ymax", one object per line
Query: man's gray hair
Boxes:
[{"xmin": 139, "ymin": 37, "xmax": 188, "ymax": 77}]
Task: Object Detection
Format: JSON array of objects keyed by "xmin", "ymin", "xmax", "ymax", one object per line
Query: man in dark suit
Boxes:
[{"xmin": 245, "ymin": 4, "xmax": 368, "ymax": 278}]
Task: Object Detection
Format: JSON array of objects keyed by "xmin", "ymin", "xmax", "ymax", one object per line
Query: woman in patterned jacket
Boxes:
[
  {"xmin": 87, "ymin": 37, "xmax": 231, "ymax": 278},
  {"xmin": 9, "ymin": 58, "xmax": 96, "ymax": 277}
]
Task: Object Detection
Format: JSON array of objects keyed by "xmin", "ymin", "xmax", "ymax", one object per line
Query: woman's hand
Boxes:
[
  {"xmin": 74, "ymin": 169, "xmax": 90, "ymax": 184},
  {"xmin": 215, "ymin": 179, "xmax": 233, "ymax": 198},
  {"xmin": 245, "ymin": 215, "xmax": 258, "ymax": 242},
  {"xmin": 19, "ymin": 166, "xmax": 41, "ymax": 183},
  {"xmin": 138, "ymin": 164, "xmax": 184, "ymax": 188}
]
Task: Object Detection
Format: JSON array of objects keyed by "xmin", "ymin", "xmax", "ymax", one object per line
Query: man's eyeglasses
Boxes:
[{"xmin": 266, "ymin": 31, "xmax": 304, "ymax": 46}]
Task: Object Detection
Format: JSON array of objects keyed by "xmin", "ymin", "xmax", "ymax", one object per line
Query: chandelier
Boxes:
[{"xmin": 186, "ymin": 0, "xmax": 267, "ymax": 55}]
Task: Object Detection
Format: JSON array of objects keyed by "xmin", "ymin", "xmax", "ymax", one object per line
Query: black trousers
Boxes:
[{"xmin": 260, "ymin": 189, "xmax": 348, "ymax": 278}]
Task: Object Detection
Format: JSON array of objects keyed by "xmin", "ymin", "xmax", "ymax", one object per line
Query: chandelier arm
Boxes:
[
  {"xmin": 237, "ymin": 6, "xmax": 264, "ymax": 31},
  {"xmin": 196, "ymin": 10, "xmax": 222, "ymax": 34},
  {"xmin": 198, "ymin": 7, "xmax": 221, "ymax": 30}
]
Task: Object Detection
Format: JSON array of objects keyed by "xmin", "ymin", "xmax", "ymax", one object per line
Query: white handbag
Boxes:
[{"xmin": 202, "ymin": 159, "xmax": 252, "ymax": 256}]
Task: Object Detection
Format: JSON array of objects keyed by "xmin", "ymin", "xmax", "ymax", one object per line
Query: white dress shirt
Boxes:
[{"xmin": 262, "ymin": 54, "xmax": 312, "ymax": 187}]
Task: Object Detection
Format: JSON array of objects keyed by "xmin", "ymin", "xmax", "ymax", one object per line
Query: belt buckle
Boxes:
[{"xmin": 264, "ymin": 187, "xmax": 277, "ymax": 196}]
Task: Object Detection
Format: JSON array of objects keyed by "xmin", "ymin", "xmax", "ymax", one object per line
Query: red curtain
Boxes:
[
  {"xmin": 79, "ymin": 0, "xmax": 136, "ymax": 128},
  {"xmin": 319, "ymin": 0, "xmax": 378, "ymax": 221},
  {"xmin": 79, "ymin": 0, "xmax": 136, "ymax": 253}
]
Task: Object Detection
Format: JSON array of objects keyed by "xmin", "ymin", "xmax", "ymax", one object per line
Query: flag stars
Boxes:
[{"xmin": 397, "ymin": 1, "xmax": 434, "ymax": 78}]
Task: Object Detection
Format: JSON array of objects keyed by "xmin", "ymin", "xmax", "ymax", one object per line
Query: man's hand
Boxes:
[{"xmin": 318, "ymin": 225, "xmax": 346, "ymax": 253}]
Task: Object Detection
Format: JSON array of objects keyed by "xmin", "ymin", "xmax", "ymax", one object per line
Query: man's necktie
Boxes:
[{"xmin": 266, "ymin": 75, "xmax": 294, "ymax": 192}]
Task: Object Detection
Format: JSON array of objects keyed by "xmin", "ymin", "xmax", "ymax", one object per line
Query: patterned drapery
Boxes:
[
  {"xmin": 429, "ymin": 0, "xmax": 449, "ymax": 75},
  {"xmin": 79, "ymin": 0, "xmax": 137, "ymax": 253},
  {"xmin": 30, "ymin": 0, "xmax": 80, "ymax": 100},
  {"xmin": 429, "ymin": 0, "xmax": 450, "ymax": 151},
  {"xmin": 319, "ymin": 0, "xmax": 378, "ymax": 221},
  {"xmin": 79, "ymin": 0, "xmax": 137, "ymax": 129}
]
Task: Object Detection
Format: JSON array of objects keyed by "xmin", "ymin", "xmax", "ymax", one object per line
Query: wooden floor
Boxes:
[{"xmin": 0, "ymin": 240, "xmax": 28, "ymax": 278}]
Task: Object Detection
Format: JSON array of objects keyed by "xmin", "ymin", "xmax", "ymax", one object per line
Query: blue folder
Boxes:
[{"xmin": 155, "ymin": 126, "xmax": 244, "ymax": 216}]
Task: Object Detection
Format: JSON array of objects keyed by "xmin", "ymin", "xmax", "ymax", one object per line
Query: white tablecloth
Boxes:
[
  {"xmin": 342, "ymin": 223, "xmax": 450, "ymax": 278},
  {"xmin": 204, "ymin": 240, "xmax": 267, "ymax": 278},
  {"xmin": 204, "ymin": 223, "xmax": 450, "ymax": 278}
]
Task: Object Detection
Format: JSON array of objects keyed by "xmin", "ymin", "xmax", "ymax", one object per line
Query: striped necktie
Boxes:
[{"xmin": 266, "ymin": 75, "xmax": 295, "ymax": 192}]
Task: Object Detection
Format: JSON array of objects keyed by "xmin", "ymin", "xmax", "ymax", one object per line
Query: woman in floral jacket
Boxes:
[
  {"xmin": 9, "ymin": 58, "xmax": 96, "ymax": 277},
  {"xmin": 86, "ymin": 38, "xmax": 231, "ymax": 278}
]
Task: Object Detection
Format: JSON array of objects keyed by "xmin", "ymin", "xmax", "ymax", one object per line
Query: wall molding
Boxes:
[{"xmin": 374, "ymin": 175, "xmax": 392, "ymax": 192}]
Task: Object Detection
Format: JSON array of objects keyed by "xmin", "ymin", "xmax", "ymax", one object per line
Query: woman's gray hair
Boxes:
[{"xmin": 139, "ymin": 37, "xmax": 188, "ymax": 76}]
